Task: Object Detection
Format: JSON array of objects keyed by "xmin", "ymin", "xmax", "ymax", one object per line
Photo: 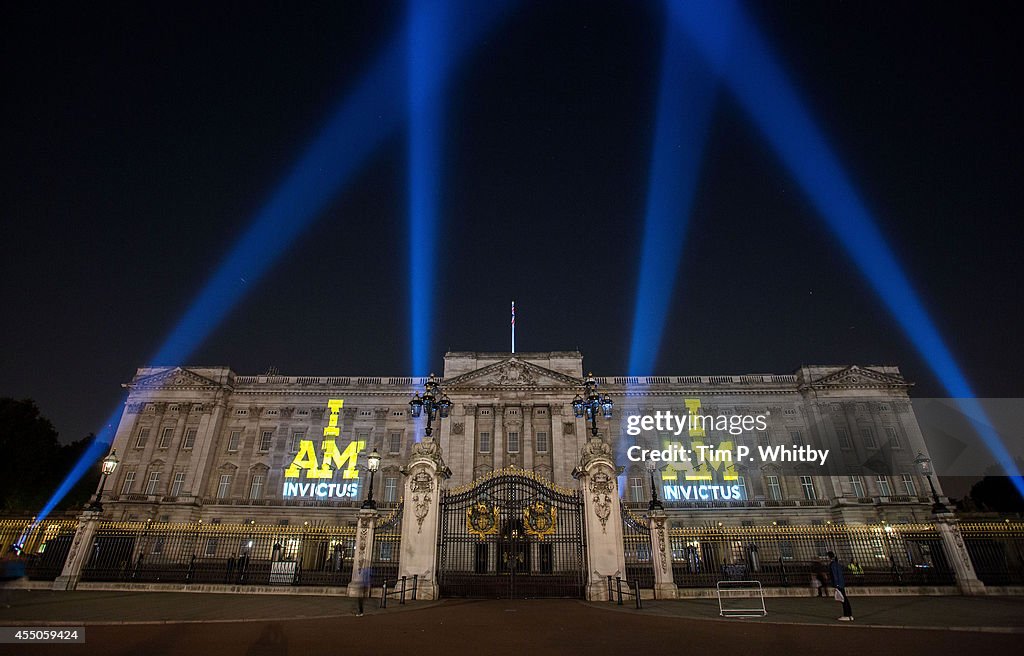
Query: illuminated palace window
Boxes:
[
  {"xmin": 218, "ymin": 474, "xmax": 232, "ymax": 499},
  {"xmin": 479, "ymin": 432, "xmax": 491, "ymax": 453},
  {"xmin": 182, "ymin": 428, "xmax": 197, "ymax": 449},
  {"xmin": 901, "ymin": 473, "xmax": 917, "ymax": 496},
  {"xmin": 384, "ymin": 477, "xmax": 398, "ymax": 503},
  {"xmin": 158, "ymin": 427, "xmax": 173, "ymax": 449},
  {"xmin": 876, "ymin": 475, "xmax": 892, "ymax": 497},
  {"xmin": 145, "ymin": 471, "xmax": 161, "ymax": 495},
  {"xmin": 507, "ymin": 432, "xmax": 520, "ymax": 453},
  {"xmin": 736, "ymin": 476, "xmax": 747, "ymax": 499},
  {"xmin": 135, "ymin": 428, "xmax": 150, "ymax": 449},
  {"xmin": 249, "ymin": 474, "xmax": 264, "ymax": 499},
  {"xmin": 630, "ymin": 477, "xmax": 644, "ymax": 502},
  {"xmin": 170, "ymin": 472, "xmax": 186, "ymax": 497},
  {"xmin": 800, "ymin": 476, "xmax": 816, "ymax": 500},
  {"xmin": 849, "ymin": 475, "xmax": 865, "ymax": 498},
  {"xmin": 121, "ymin": 471, "xmax": 136, "ymax": 494},
  {"xmin": 227, "ymin": 431, "xmax": 241, "ymax": 452},
  {"xmin": 766, "ymin": 475, "xmax": 782, "ymax": 500},
  {"xmin": 259, "ymin": 430, "xmax": 273, "ymax": 452},
  {"xmin": 536, "ymin": 431, "xmax": 549, "ymax": 453},
  {"xmin": 389, "ymin": 432, "xmax": 401, "ymax": 454}
]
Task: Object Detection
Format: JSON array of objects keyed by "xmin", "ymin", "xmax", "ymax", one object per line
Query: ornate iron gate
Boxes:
[
  {"xmin": 621, "ymin": 506, "xmax": 655, "ymax": 589},
  {"xmin": 437, "ymin": 468, "xmax": 586, "ymax": 598}
]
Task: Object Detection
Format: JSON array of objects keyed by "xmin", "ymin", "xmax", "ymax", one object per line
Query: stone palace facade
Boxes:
[{"xmin": 100, "ymin": 351, "xmax": 942, "ymax": 528}]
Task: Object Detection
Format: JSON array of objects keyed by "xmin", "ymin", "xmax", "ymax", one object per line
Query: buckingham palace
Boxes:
[
  {"xmin": 100, "ymin": 350, "xmax": 941, "ymax": 528},
  {"xmin": 22, "ymin": 349, "xmax": 1015, "ymax": 600}
]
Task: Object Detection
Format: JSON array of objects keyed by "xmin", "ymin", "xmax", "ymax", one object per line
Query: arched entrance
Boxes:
[{"xmin": 437, "ymin": 468, "xmax": 587, "ymax": 598}]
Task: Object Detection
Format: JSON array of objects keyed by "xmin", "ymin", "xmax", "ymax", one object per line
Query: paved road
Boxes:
[{"xmin": 1, "ymin": 594, "xmax": 1022, "ymax": 656}]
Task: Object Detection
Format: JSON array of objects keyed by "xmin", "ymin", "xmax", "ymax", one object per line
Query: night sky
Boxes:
[{"xmin": 2, "ymin": 1, "xmax": 1021, "ymax": 446}]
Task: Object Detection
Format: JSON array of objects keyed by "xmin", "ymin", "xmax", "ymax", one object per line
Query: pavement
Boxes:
[{"xmin": 0, "ymin": 592, "xmax": 1021, "ymax": 656}]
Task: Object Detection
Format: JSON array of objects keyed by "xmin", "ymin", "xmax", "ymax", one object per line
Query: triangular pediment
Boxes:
[
  {"xmin": 443, "ymin": 357, "xmax": 582, "ymax": 389},
  {"xmin": 131, "ymin": 367, "xmax": 221, "ymax": 390},
  {"xmin": 807, "ymin": 365, "xmax": 908, "ymax": 390}
]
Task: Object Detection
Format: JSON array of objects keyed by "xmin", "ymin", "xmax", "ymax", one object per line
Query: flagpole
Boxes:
[{"xmin": 511, "ymin": 301, "xmax": 516, "ymax": 353}]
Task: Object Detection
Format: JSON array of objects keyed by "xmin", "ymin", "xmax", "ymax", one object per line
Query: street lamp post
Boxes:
[
  {"xmin": 361, "ymin": 449, "xmax": 382, "ymax": 510},
  {"xmin": 914, "ymin": 452, "xmax": 949, "ymax": 515},
  {"xmin": 646, "ymin": 460, "xmax": 664, "ymax": 511},
  {"xmin": 571, "ymin": 372, "xmax": 613, "ymax": 437},
  {"xmin": 88, "ymin": 450, "xmax": 120, "ymax": 512},
  {"xmin": 408, "ymin": 373, "xmax": 452, "ymax": 438}
]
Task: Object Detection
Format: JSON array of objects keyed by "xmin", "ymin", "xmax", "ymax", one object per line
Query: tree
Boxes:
[
  {"xmin": 969, "ymin": 476, "xmax": 1024, "ymax": 514},
  {"xmin": 0, "ymin": 398, "xmax": 102, "ymax": 512}
]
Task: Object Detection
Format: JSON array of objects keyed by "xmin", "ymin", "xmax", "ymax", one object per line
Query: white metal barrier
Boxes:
[{"xmin": 716, "ymin": 580, "xmax": 767, "ymax": 618}]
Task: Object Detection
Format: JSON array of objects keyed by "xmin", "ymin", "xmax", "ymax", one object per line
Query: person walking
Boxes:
[
  {"xmin": 355, "ymin": 565, "xmax": 372, "ymax": 617},
  {"xmin": 827, "ymin": 551, "xmax": 854, "ymax": 621}
]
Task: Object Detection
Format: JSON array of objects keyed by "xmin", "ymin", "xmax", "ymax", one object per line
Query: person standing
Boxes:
[{"xmin": 827, "ymin": 551, "xmax": 853, "ymax": 621}]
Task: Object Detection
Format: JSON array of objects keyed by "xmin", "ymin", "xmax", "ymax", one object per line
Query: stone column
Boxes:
[
  {"xmin": 347, "ymin": 508, "xmax": 378, "ymax": 597},
  {"xmin": 522, "ymin": 403, "xmax": 534, "ymax": 471},
  {"xmin": 53, "ymin": 510, "xmax": 102, "ymax": 590},
  {"xmin": 576, "ymin": 437, "xmax": 626, "ymax": 601},
  {"xmin": 397, "ymin": 437, "xmax": 450, "ymax": 600},
  {"xmin": 461, "ymin": 404, "xmax": 476, "ymax": 487},
  {"xmin": 647, "ymin": 509, "xmax": 677, "ymax": 599},
  {"xmin": 934, "ymin": 513, "xmax": 986, "ymax": 595}
]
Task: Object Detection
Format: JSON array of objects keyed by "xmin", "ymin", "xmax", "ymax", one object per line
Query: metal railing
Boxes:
[
  {"xmin": 960, "ymin": 522, "xmax": 1024, "ymax": 585},
  {"xmin": 79, "ymin": 520, "xmax": 356, "ymax": 587},
  {"xmin": 0, "ymin": 518, "xmax": 78, "ymax": 581},
  {"xmin": 668, "ymin": 523, "xmax": 955, "ymax": 587},
  {"xmin": 606, "ymin": 576, "xmax": 642, "ymax": 608},
  {"xmin": 379, "ymin": 575, "xmax": 418, "ymax": 607}
]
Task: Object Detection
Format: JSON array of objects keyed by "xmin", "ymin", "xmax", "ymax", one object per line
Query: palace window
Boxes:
[
  {"xmin": 766, "ymin": 475, "xmax": 782, "ymax": 500},
  {"xmin": 158, "ymin": 427, "xmax": 173, "ymax": 449},
  {"xmin": 227, "ymin": 431, "xmax": 241, "ymax": 452},
  {"xmin": 836, "ymin": 427, "xmax": 852, "ymax": 450},
  {"xmin": 886, "ymin": 426, "xmax": 902, "ymax": 448},
  {"xmin": 205, "ymin": 538, "xmax": 219, "ymax": 556},
  {"xmin": 479, "ymin": 432, "xmax": 491, "ymax": 453},
  {"xmin": 901, "ymin": 473, "xmax": 917, "ymax": 496},
  {"xmin": 876, "ymin": 475, "xmax": 892, "ymax": 497},
  {"xmin": 849, "ymin": 475, "xmax": 865, "ymax": 497},
  {"xmin": 507, "ymin": 432, "xmax": 520, "ymax": 453},
  {"xmin": 249, "ymin": 474, "xmax": 264, "ymax": 500},
  {"xmin": 135, "ymin": 428, "xmax": 150, "ymax": 449},
  {"xmin": 182, "ymin": 428, "xmax": 197, "ymax": 450},
  {"xmin": 121, "ymin": 471, "xmax": 135, "ymax": 495},
  {"xmin": 800, "ymin": 476, "xmax": 816, "ymax": 500},
  {"xmin": 630, "ymin": 477, "xmax": 644, "ymax": 502},
  {"xmin": 170, "ymin": 472, "xmax": 186, "ymax": 497},
  {"xmin": 259, "ymin": 430, "xmax": 273, "ymax": 452},
  {"xmin": 535, "ymin": 431, "xmax": 549, "ymax": 453},
  {"xmin": 736, "ymin": 476, "xmax": 747, "ymax": 500},
  {"xmin": 757, "ymin": 431, "xmax": 771, "ymax": 447},
  {"xmin": 860, "ymin": 426, "xmax": 877, "ymax": 448},
  {"xmin": 388, "ymin": 432, "xmax": 402, "ymax": 455},
  {"xmin": 145, "ymin": 471, "xmax": 161, "ymax": 496},
  {"xmin": 384, "ymin": 477, "xmax": 398, "ymax": 503},
  {"xmin": 217, "ymin": 474, "xmax": 232, "ymax": 499},
  {"xmin": 790, "ymin": 431, "xmax": 804, "ymax": 447},
  {"xmin": 290, "ymin": 431, "xmax": 304, "ymax": 452}
]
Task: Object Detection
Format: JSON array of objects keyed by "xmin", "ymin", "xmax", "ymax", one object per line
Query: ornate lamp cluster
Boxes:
[
  {"xmin": 572, "ymin": 372, "xmax": 613, "ymax": 437},
  {"xmin": 913, "ymin": 451, "xmax": 949, "ymax": 515},
  {"xmin": 408, "ymin": 373, "xmax": 452, "ymax": 437}
]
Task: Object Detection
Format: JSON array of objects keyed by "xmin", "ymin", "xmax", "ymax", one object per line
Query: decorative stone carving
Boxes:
[
  {"xmin": 127, "ymin": 402, "xmax": 146, "ymax": 414},
  {"xmin": 280, "ymin": 407, "xmax": 294, "ymax": 419},
  {"xmin": 589, "ymin": 470, "xmax": 614, "ymax": 532},
  {"xmin": 497, "ymin": 361, "xmax": 537, "ymax": 386},
  {"xmin": 451, "ymin": 422, "xmax": 465, "ymax": 435},
  {"xmin": 410, "ymin": 471, "xmax": 434, "ymax": 533},
  {"xmin": 653, "ymin": 515, "xmax": 669, "ymax": 574},
  {"xmin": 563, "ymin": 422, "xmax": 575, "ymax": 435}
]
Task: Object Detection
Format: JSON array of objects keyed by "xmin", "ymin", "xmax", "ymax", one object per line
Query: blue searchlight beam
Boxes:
[
  {"xmin": 32, "ymin": 0, "xmax": 518, "ymax": 527},
  {"xmin": 666, "ymin": 0, "xmax": 1023, "ymax": 493}
]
